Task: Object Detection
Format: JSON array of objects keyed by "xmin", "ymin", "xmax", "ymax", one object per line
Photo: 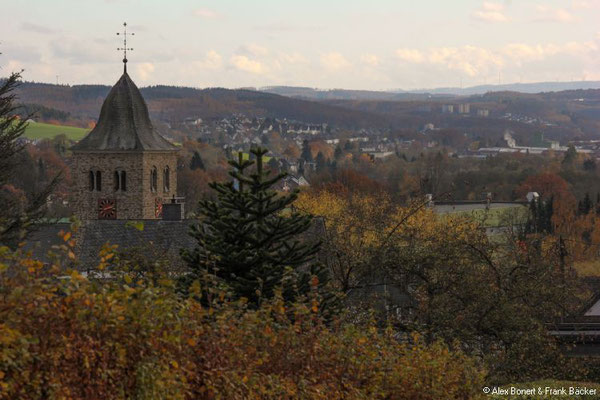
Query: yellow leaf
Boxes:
[
  {"xmin": 187, "ymin": 338, "xmax": 196, "ymax": 346},
  {"xmin": 170, "ymin": 360, "xmax": 179, "ymax": 369},
  {"xmin": 63, "ymin": 232, "xmax": 72, "ymax": 242},
  {"xmin": 68, "ymin": 251, "xmax": 76, "ymax": 260},
  {"xmin": 311, "ymin": 300, "xmax": 319, "ymax": 313},
  {"xmin": 124, "ymin": 274, "xmax": 132, "ymax": 284},
  {"xmin": 117, "ymin": 315, "xmax": 125, "ymax": 321},
  {"xmin": 0, "ymin": 370, "xmax": 4, "ymax": 379}
]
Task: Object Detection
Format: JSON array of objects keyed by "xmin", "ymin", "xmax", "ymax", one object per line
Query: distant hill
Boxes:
[
  {"xmin": 410, "ymin": 81, "xmax": 600, "ymax": 96},
  {"xmin": 259, "ymin": 86, "xmax": 439, "ymax": 101},
  {"xmin": 260, "ymin": 81, "xmax": 600, "ymax": 100},
  {"xmin": 14, "ymin": 82, "xmax": 392, "ymax": 130},
  {"xmin": 11, "ymin": 79, "xmax": 600, "ymax": 142}
]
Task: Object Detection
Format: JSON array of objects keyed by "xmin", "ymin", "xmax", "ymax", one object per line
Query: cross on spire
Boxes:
[{"xmin": 117, "ymin": 22, "xmax": 134, "ymax": 73}]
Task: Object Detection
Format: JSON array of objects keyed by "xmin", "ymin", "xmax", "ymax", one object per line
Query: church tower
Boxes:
[{"xmin": 71, "ymin": 71, "xmax": 179, "ymax": 220}]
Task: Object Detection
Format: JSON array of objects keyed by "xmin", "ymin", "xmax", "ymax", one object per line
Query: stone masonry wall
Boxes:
[
  {"xmin": 142, "ymin": 152, "xmax": 178, "ymax": 219},
  {"xmin": 72, "ymin": 151, "xmax": 178, "ymax": 220}
]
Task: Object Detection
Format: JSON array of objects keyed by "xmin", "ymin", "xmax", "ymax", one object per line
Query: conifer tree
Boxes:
[
  {"xmin": 581, "ymin": 192, "xmax": 592, "ymax": 215},
  {"xmin": 0, "ymin": 71, "xmax": 57, "ymax": 247},
  {"xmin": 315, "ymin": 151, "xmax": 326, "ymax": 173},
  {"xmin": 190, "ymin": 151, "xmax": 205, "ymax": 170},
  {"xmin": 182, "ymin": 147, "xmax": 335, "ymax": 308},
  {"xmin": 300, "ymin": 140, "xmax": 313, "ymax": 162}
]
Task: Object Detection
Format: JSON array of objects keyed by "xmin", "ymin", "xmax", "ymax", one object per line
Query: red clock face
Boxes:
[
  {"xmin": 98, "ymin": 199, "xmax": 117, "ymax": 219},
  {"xmin": 155, "ymin": 197, "xmax": 163, "ymax": 218}
]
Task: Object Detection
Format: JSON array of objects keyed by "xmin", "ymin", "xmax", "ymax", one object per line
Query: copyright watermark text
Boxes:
[{"xmin": 483, "ymin": 385, "xmax": 597, "ymax": 397}]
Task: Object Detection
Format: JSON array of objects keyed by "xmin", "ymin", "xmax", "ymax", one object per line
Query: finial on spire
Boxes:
[{"xmin": 117, "ymin": 22, "xmax": 134, "ymax": 73}]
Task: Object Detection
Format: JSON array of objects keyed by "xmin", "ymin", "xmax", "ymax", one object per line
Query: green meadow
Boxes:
[
  {"xmin": 23, "ymin": 122, "xmax": 89, "ymax": 141},
  {"xmin": 237, "ymin": 151, "xmax": 272, "ymax": 162}
]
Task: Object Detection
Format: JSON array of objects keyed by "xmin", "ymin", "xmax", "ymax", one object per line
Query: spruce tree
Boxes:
[
  {"xmin": 582, "ymin": 192, "xmax": 592, "ymax": 215},
  {"xmin": 300, "ymin": 140, "xmax": 313, "ymax": 162},
  {"xmin": 315, "ymin": 151, "xmax": 326, "ymax": 173},
  {"xmin": 190, "ymin": 151, "xmax": 205, "ymax": 170},
  {"xmin": 0, "ymin": 71, "xmax": 57, "ymax": 247},
  {"xmin": 334, "ymin": 145, "xmax": 343, "ymax": 160},
  {"xmin": 182, "ymin": 146, "xmax": 334, "ymax": 307}
]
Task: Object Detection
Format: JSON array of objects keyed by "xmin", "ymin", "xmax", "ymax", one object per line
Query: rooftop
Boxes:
[{"xmin": 71, "ymin": 72, "xmax": 177, "ymax": 152}]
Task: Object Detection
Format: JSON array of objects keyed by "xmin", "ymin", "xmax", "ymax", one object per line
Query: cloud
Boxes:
[
  {"xmin": 396, "ymin": 48, "xmax": 425, "ymax": 63},
  {"xmin": 252, "ymin": 23, "xmax": 326, "ymax": 32},
  {"xmin": 361, "ymin": 54, "xmax": 380, "ymax": 67},
  {"xmin": 534, "ymin": 5, "xmax": 577, "ymax": 23},
  {"xmin": 230, "ymin": 55, "xmax": 265, "ymax": 74},
  {"xmin": 51, "ymin": 38, "xmax": 112, "ymax": 65},
  {"xmin": 237, "ymin": 44, "xmax": 269, "ymax": 57},
  {"xmin": 320, "ymin": 52, "xmax": 350, "ymax": 70},
  {"xmin": 471, "ymin": 2, "xmax": 509, "ymax": 22},
  {"xmin": 21, "ymin": 22, "xmax": 59, "ymax": 34},
  {"xmin": 503, "ymin": 41, "xmax": 598, "ymax": 64},
  {"xmin": 396, "ymin": 46, "xmax": 504, "ymax": 76},
  {"xmin": 0, "ymin": 42, "xmax": 43, "ymax": 63},
  {"xmin": 429, "ymin": 46, "xmax": 504, "ymax": 76},
  {"xmin": 278, "ymin": 52, "xmax": 309, "ymax": 65},
  {"xmin": 194, "ymin": 50, "xmax": 223, "ymax": 70},
  {"xmin": 390, "ymin": 40, "xmax": 599, "ymax": 82},
  {"xmin": 193, "ymin": 8, "xmax": 219, "ymax": 19},
  {"xmin": 136, "ymin": 62, "xmax": 155, "ymax": 80}
]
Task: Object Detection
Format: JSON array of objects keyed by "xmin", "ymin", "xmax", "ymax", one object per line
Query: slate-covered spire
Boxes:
[{"xmin": 71, "ymin": 72, "xmax": 177, "ymax": 152}]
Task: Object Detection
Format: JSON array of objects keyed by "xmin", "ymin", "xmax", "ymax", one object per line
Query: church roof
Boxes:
[{"xmin": 71, "ymin": 72, "xmax": 177, "ymax": 152}]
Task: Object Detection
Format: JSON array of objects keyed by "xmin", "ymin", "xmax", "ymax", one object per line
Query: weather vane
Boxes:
[{"xmin": 117, "ymin": 22, "xmax": 134, "ymax": 73}]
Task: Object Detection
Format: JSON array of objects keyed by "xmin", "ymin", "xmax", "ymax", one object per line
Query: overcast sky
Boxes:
[{"xmin": 1, "ymin": 0, "xmax": 599, "ymax": 90}]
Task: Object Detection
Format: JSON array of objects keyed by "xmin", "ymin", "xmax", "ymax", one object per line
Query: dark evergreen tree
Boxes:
[
  {"xmin": 182, "ymin": 147, "xmax": 337, "ymax": 310},
  {"xmin": 526, "ymin": 198, "xmax": 538, "ymax": 233},
  {"xmin": 0, "ymin": 71, "xmax": 58, "ymax": 247},
  {"xmin": 190, "ymin": 151, "xmax": 205, "ymax": 170},
  {"xmin": 300, "ymin": 140, "xmax": 313, "ymax": 162},
  {"xmin": 581, "ymin": 192, "xmax": 593, "ymax": 215},
  {"xmin": 543, "ymin": 197, "xmax": 554, "ymax": 233},
  {"xmin": 267, "ymin": 157, "xmax": 279, "ymax": 173},
  {"xmin": 334, "ymin": 145, "xmax": 343, "ymax": 160},
  {"xmin": 562, "ymin": 144, "xmax": 577, "ymax": 166},
  {"xmin": 583, "ymin": 158, "xmax": 596, "ymax": 171},
  {"xmin": 315, "ymin": 151, "xmax": 326, "ymax": 173}
]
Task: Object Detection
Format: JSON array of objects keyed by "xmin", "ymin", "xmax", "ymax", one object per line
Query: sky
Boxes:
[{"xmin": 1, "ymin": 0, "xmax": 600, "ymax": 90}]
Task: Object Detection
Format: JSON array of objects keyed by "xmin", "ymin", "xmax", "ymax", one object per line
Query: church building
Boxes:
[
  {"xmin": 71, "ymin": 70, "xmax": 179, "ymax": 220},
  {"xmin": 26, "ymin": 61, "xmax": 193, "ymax": 270}
]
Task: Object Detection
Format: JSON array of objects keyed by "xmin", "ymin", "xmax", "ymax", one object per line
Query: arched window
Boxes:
[
  {"xmin": 163, "ymin": 166, "xmax": 170, "ymax": 193},
  {"xmin": 95, "ymin": 171, "xmax": 102, "ymax": 192},
  {"xmin": 121, "ymin": 171, "xmax": 127, "ymax": 191},
  {"xmin": 89, "ymin": 171, "xmax": 95, "ymax": 191},
  {"xmin": 150, "ymin": 167, "xmax": 157, "ymax": 192},
  {"xmin": 114, "ymin": 170, "xmax": 127, "ymax": 192}
]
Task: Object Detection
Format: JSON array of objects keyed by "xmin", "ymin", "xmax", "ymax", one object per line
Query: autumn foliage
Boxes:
[{"xmin": 0, "ymin": 242, "xmax": 485, "ymax": 399}]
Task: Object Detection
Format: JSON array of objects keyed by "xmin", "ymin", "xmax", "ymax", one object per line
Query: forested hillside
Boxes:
[
  {"xmin": 13, "ymin": 80, "xmax": 600, "ymax": 143},
  {"xmin": 14, "ymin": 82, "xmax": 392, "ymax": 129}
]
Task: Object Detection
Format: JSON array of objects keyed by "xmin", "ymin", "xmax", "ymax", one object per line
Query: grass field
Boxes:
[
  {"xmin": 439, "ymin": 205, "xmax": 527, "ymax": 228},
  {"xmin": 23, "ymin": 122, "xmax": 89, "ymax": 141},
  {"xmin": 237, "ymin": 151, "xmax": 272, "ymax": 163}
]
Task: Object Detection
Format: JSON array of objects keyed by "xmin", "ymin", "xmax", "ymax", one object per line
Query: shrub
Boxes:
[{"xmin": 0, "ymin": 245, "xmax": 485, "ymax": 399}]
